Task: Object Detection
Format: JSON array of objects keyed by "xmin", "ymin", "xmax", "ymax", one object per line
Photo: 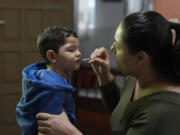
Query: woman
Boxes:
[{"xmin": 37, "ymin": 11, "xmax": 180, "ymax": 135}]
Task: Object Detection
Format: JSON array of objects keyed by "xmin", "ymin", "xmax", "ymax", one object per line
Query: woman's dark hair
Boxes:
[
  {"xmin": 37, "ymin": 26, "xmax": 78, "ymax": 65},
  {"xmin": 121, "ymin": 11, "xmax": 180, "ymax": 83}
]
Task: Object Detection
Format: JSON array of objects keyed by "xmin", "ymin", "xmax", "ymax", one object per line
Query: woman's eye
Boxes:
[
  {"xmin": 116, "ymin": 44, "xmax": 121, "ymax": 50},
  {"xmin": 116, "ymin": 46, "xmax": 120, "ymax": 50}
]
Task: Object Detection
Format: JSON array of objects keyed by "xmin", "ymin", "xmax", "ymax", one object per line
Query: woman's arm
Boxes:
[
  {"xmin": 99, "ymin": 80, "xmax": 121, "ymax": 113},
  {"xmin": 36, "ymin": 110, "xmax": 83, "ymax": 135},
  {"xmin": 89, "ymin": 47, "xmax": 122, "ymax": 112}
]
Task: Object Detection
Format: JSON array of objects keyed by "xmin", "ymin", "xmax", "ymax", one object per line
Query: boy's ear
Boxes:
[
  {"xmin": 137, "ymin": 51, "xmax": 149, "ymax": 66},
  {"xmin": 46, "ymin": 50, "xmax": 56, "ymax": 63}
]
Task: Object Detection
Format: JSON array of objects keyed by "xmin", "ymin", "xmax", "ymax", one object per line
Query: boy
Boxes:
[{"xmin": 16, "ymin": 26, "xmax": 81, "ymax": 135}]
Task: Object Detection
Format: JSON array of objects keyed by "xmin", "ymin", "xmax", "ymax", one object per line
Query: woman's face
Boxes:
[{"xmin": 111, "ymin": 23, "xmax": 139, "ymax": 75}]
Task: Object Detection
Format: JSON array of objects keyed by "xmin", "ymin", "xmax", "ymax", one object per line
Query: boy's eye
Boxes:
[
  {"xmin": 67, "ymin": 47, "xmax": 76, "ymax": 52},
  {"xmin": 67, "ymin": 49, "xmax": 75, "ymax": 52}
]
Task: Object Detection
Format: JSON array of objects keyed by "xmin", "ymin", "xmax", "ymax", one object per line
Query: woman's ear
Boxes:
[
  {"xmin": 137, "ymin": 51, "xmax": 149, "ymax": 66},
  {"xmin": 46, "ymin": 50, "xmax": 56, "ymax": 63}
]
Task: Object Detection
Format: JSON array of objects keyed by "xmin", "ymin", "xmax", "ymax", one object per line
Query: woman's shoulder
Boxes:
[
  {"xmin": 124, "ymin": 91, "xmax": 180, "ymax": 135},
  {"xmin": 130, "ymin": 91, "xmax": 180, "ymax": 120}
]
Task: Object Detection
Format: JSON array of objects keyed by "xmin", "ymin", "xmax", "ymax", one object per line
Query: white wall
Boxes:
[{"xmin": 74, "ymin": 0, "xmax": 126, "ymax": 67}]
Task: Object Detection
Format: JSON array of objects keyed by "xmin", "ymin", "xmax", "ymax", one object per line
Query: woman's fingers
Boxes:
[
  {"xmin": 37, "ymin": 120, "xmax": 49, "ymax": 126},
  {"xmin": 36, "ymin": 113, "xmax": 52, "ymax": 120},
  {"xmin": 38, "ymin": 126, "xmax": 48, "ymax": 133},
  {"xmin": 89, "ymin": 47, "xmax": 110, "ymax": 76},
  {"xmin": 90, "ymin": 47, "xmax": 107, "ymax": 59},
  {"xmin": 36, "ymin": 113, "xmax": 52, "ymax": 133}
]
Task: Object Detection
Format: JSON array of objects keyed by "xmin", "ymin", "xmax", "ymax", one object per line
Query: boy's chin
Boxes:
[{"xmin": 73, "ymin": 65, "xmax": 80, "ymax": 71}]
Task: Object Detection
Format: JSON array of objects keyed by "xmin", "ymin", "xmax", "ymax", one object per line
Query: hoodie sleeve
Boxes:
[{"xmin": 35, "ymin": 90, "xmax": 65, "ymax": 114}]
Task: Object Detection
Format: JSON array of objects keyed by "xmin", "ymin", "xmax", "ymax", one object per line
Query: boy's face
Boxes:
[{"xmin": 53, "ymin": 36, "xmax": 81, "ymax": 73}]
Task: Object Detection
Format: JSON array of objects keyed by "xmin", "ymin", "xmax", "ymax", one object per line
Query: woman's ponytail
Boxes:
[{"xmin": 169, "ymin": 22, "xmax": 180, "ymax": 82}]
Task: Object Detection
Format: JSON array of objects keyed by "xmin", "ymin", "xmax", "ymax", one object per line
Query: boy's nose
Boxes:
[{"xmin": 76, "ymin": 50, "xmax": 81, "ymax": 57}]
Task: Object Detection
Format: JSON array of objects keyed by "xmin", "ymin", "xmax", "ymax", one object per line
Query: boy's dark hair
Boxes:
[
  {"xmin": 121, "ymin": 11, "xmax": 180, "ymax": 83},
  {"xmin": 37, "ymin": 26, "xmax": 78, "ymax": 65}
]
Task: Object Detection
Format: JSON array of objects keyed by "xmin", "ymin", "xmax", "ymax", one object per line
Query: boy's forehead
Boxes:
[
  {"xmin": 66, "ymin": 35, "xmax": 78, "ymax": 40},
  {"xmin": 66, "ymin": 36, "xmax": 78, "ymax": 42},
  {"xmin": 63, "ymin": 36, "xmax": 79, "ymax": 46}
]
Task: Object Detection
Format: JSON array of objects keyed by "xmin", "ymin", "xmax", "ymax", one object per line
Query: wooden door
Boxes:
[{"xmin": 0, "ymin": 0, "xmax": 73, "ymax": 134}]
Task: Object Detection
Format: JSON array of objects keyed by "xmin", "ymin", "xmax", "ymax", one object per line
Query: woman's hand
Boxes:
[
  {"xmin": 89, "ymin": 47, "xmax": 113, "ymax": 86},
  {"xmin": 36, "ymin": 110, "xmax": 83, "ymax": 135}
]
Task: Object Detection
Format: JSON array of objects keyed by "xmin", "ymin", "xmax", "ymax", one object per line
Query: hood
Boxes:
[{"xmin": 20, "ymin": 63, "xmax": 76, "ymax": 106}]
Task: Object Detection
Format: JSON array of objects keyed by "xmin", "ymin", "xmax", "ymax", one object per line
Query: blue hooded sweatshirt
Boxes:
[{"xmin": 16, "ymin": 63, "xmax": 77, "ymax": 135}]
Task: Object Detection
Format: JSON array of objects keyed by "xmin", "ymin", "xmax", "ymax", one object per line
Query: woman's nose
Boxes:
[{"xmin": 110, "ymin": 42, "xmax": 116, "ymax": 54}]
